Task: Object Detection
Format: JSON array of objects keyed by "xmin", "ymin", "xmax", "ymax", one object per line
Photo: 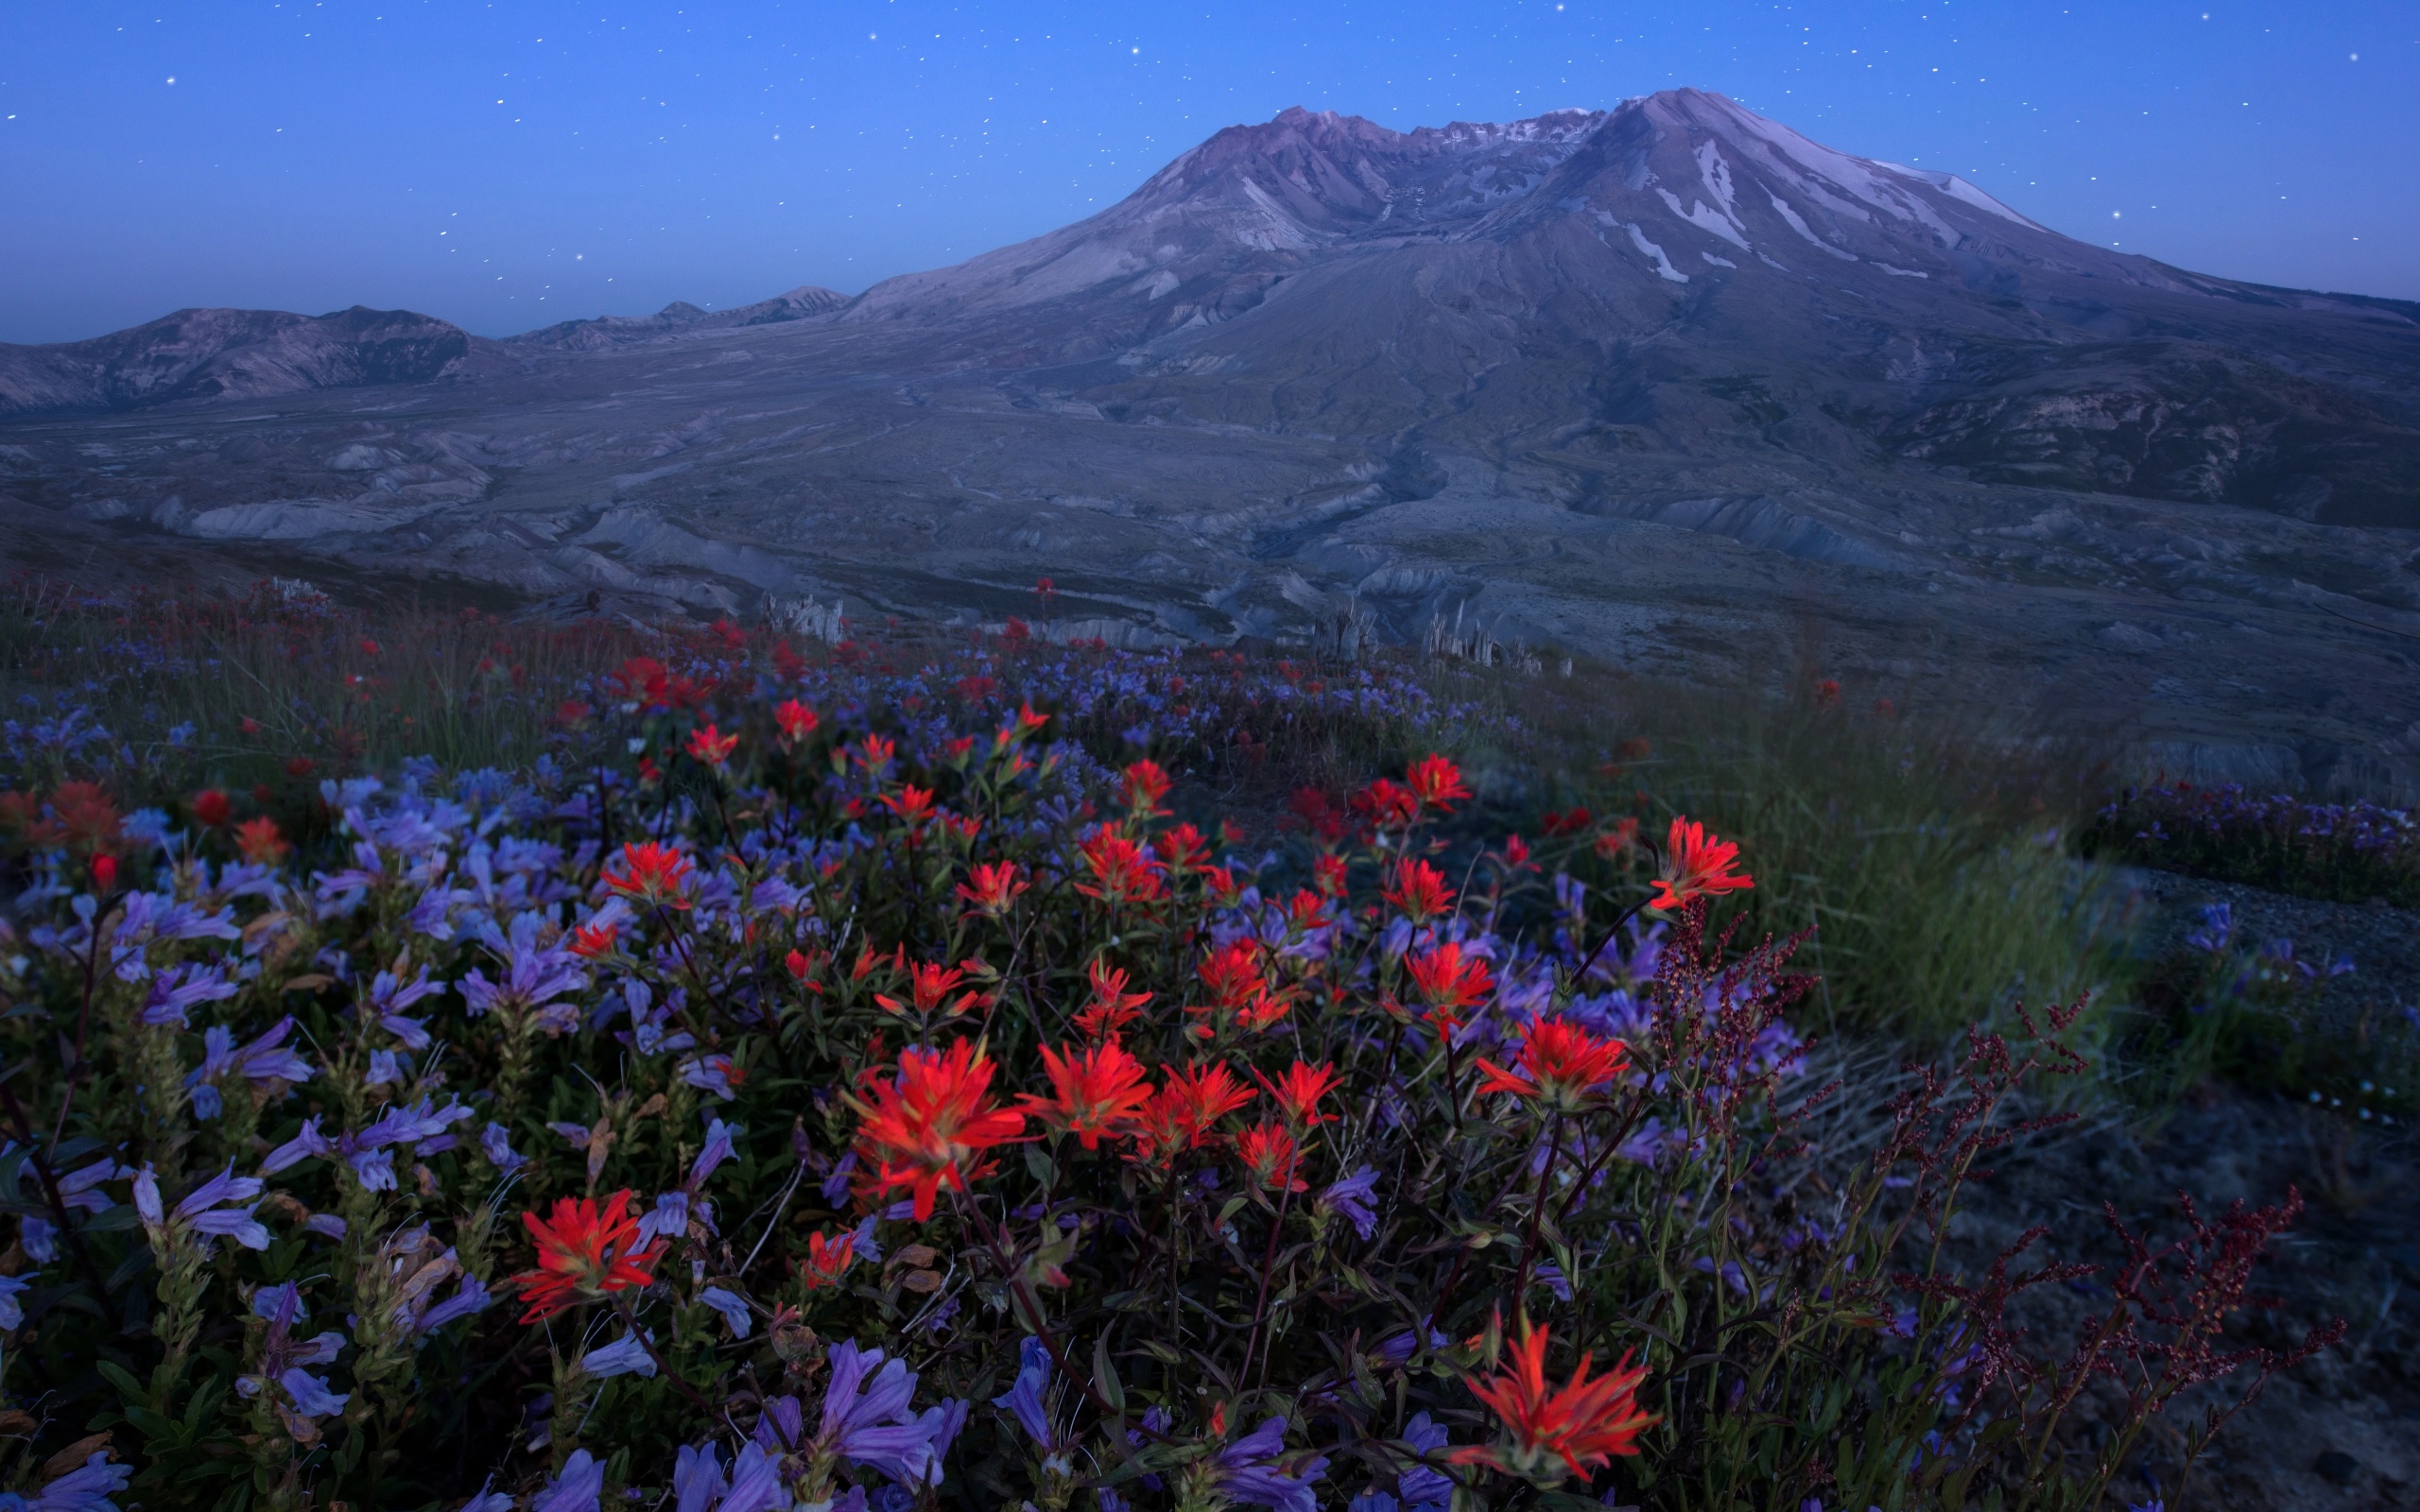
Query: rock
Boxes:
[{"xmin": 2314, "ymin": 1450, "xmax": 2361, "ymax": 1486}]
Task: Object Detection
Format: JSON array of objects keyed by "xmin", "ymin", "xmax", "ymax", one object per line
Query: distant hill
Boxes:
[{"xmin": 0, "ymin": 306, "xmax": 486, "ymax": 417}]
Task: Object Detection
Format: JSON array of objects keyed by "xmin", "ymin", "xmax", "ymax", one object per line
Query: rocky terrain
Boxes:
[{"xmin": 3, "ymin": 90, "xmax": 2417, "ymax": 790}]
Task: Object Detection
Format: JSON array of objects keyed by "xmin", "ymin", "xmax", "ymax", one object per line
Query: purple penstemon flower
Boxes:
[
  {"xmin": 1317, "ymin": 1165, "xmax": 1380, "ymax": 1241},
  {"xmin": 534, "ymin": 1448, "xmax": 605, "ymax": 1512},
  {"xmin": 579, "ymin": 1332, "xmax": 657, "ymax": 1380},
  {"xmin": 139, "ymin": 962, "xmax": 236, "ymax": 1027},
  {"xmin": 763, "ymin": 1339, "xmax": 970, "ymax": 1489},
  {"xmin": 1214, "ymin": 1417, "xmax": 1329, "ymax": 1512},
  {"xmin": 458, "ymin": 911, "xmax": 587, "ymax": 1028}
]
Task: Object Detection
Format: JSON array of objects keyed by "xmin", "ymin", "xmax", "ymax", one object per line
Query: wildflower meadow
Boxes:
[{"xmin": 0, "ymin": 580, "xmax": 2342, "ymax": 1511}]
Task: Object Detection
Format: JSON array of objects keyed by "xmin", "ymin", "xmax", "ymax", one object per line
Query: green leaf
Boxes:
[{"xmin": 1091, "ymin": 1334, "xmax": 1125, "ymax": 1413}]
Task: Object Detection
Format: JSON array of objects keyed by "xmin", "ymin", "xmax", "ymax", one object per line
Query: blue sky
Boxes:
[{"xmin": 2, "ymin": 0, "xmax": 2414, "ymax": 342}]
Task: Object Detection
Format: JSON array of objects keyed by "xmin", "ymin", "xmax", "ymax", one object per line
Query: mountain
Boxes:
[
  {"xmin": 509, "ymin": 284, "xmax": 850, "ymax": 351},
  {"xmin": 0, "ymin": 306, "xmax": 490, "ymax": 416},
  {"xmin": 4, "ymin": 91, "xmax": 2417, "ymax": 788}
]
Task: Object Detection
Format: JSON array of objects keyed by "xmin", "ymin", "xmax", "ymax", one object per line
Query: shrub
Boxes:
[{"xmin": 0, "ymin": 622, "xmax": 2334, "ymax": 1512}]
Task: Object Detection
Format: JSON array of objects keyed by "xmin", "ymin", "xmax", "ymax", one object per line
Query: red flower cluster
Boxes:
[
  {"xmin": 850, "ymin": 1040, "xmax": 1028, "ymax": 1221},
  {"xmin": 1452, "ymin": 1319, "xmax": 1657, "ymax": 1484},
  {"xmin": 604, "ymin": 841, "xmax": 695, "ymax": 910},
  {"xmin": 1649, "ymin": 816, "xmax": 1754, "ymax": 912},
  {"xmin": 510, "ymin": 1191, "xmax": 664, "ymax": 1323}
]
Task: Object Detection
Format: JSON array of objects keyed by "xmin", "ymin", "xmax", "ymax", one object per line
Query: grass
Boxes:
[{"xmin": 1435, "ymin": 660, "xmax": 2139, "ymax": 1054}]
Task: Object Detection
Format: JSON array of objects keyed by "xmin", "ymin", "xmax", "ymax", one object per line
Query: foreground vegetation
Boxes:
[{"xmin": 0, "ymin": 579, "xmax": 2357, "ymax": 1509}]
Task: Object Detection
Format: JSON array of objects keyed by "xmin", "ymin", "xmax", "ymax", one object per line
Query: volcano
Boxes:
[{"xmin": 5, "ymin": 91, "xmax": 2418, "ymax": 786}]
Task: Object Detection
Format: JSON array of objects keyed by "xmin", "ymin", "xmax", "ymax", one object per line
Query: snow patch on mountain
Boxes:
[
  {"xmin": 1656, "ymin": 188, "xmax": 1751, "ymax": 249},
  {"xmin": 1626, "ymin": 224, "xmax": 1691, "ymax": 283},
  {"xmin": 1769, "ymin": 196, "xmax": 1859, "ymax": 261}
]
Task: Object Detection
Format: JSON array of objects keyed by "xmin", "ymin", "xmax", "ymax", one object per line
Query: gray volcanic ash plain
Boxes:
[{"xmin": 4, "ymin": 90, "xmax": 2417, "ymax": 788}]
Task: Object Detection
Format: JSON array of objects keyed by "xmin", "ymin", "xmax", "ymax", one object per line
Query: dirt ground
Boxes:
[{"xmin": 1898, "ymin": 869, "xmax": 2420, "ymax": 1510}]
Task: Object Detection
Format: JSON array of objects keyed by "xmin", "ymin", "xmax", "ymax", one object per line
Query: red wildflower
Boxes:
[
  {"xmin": 684, "ymin": 723, "xmax": 739, "ymax": 768},
  {"xmin": 874, "ymin": 959, "xmax": 980, "ymax": 1020},
  {"xmin": 1593, "ymin": 816, "xmax": 1640, "ymax": 862},
  {"xmin": 1158, "ymin": 822, "xmax": 1209, "ymax": 876},
  {"xmin": 1542, "ymin": 807, "xmax": 1593, "ymax": 838},
  {"xmin": 190, "ymin": 789, "xmax": 233, "ymax": 829},
  {"xmin": 1406, "ymin": 940, "xmax": 1495, "ymax": 1011},
  {"xmin": 1074, "ymin": 831, "xmax": 1167, "ymax": 907},
  {"xmin": 1648, "ymin": 816, "xmax": 1753, "ymax": 912},
  {"xmin": 234, "ymin": 816, "xmax": 289, "ymax": 866},
  {"xmin": 855, "ymin": 733, "xmax": 897, "ymax": 772},
  {"xmin": 568, "ymin": 920, "xmax": 620, "ymax": 958},
  {"xmin": 1118, "ymin": 759, "xmax": 1171, "ymax": 816},
  {"xmin": 603, "ymin": 841, "xmax": 695, "ymax": 910},
  {"xmin": 879, "ymin": 783, "xmax": 937, "ymax": 827},
  {"xmin": 849, "ymin": 1040, "xmax": 1028, "ymax": 1222},
  {"xmin": 1473, "ymin": 1019, "xmax": 1631, "ymax": 1112},
  {"xmin": 784, "ymin": 948, "xmax": 821, "ymax": 983},
  {"xmin": 1382, "ymin": 859, "xmax": 1455, "ymax": 923},
  {"xmin": 45, "ymin": 782, "xmax": 121, "ymax": 854},
  {"xmin": 1353, "ymin": 777, "xmax": 1421, "ymax": 831},
  {"xmin": 1234, "ymin": 1119, "xmax": 1309, "ymax": 1193},
  {"xmin": 1020, "ymin": 1039, "xmax": 1152, "ymax": 1149},
  {"xmin": 1074, "ymin": 959, "xmax": 1151, "ymax": 1040},
  {"xmin": 1450, "ymin": 1318, "xmax": 1656, "ymax": 1484},
  {"xmin": 800, "ymin": 1229, "xmax": 856, "ymax": 1289},
  {"xmin": 1312, "ymin": 853, "xmax": 1348, "ymax": 898},
  {"xmin": 955, "ymin": 860, "xmax": 1029, "ymax": 917},
  {"xmin": 1815, "ymin": 678, "xmax": 1841, "ymax": 708},
  {"xmin": 555, "ymin": 699, "xmax": 592, "ymax": 728},
  {"xmin": 91, "ymin": 855, "xmax": 117, "ymax": 893},
  {"xmin": 1285, "ymin": 889, "xmax": 1329, "ymax": 932},
  {"xmin": 1128, "ymin": 1061, "xmax": 1257, "ymax": 1166},
  {"xmin": 1406, "ymin": 754, "xmax": 1472, "ymax": 811},
  {"xmin": 1255, "ymin": 1060, "xmax": 1342, "ymax": 1128},
  {"xmin": 510, "ymin": 1190, "xmax": 663, "ymax": 1323},
  {"xmin": 774, "ymin": 699, "xmax": 821, "ymax": 745},
  {"xmin": 1192, "ymin": 940, "xmax": 1287, "ymax": 1033}
]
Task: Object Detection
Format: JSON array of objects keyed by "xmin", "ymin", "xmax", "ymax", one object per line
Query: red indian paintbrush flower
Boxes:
[
  {"xmin": 1406, "ymin": 940, "xmax": 1494, "ymax": 1011},
  {"xmin": 1118, "ymin": 758, "xmax": 1172, "ymax": 816},
  {"xmin": 1255, "ymin": 1060, "xmax": 1343, "ymax": 1128},
  {"xmin": 1648, "ymin": 816, "xmax": 1753, "ymax": 912},
  {"xmin": 1074, "ymin": 958, "xmax": 1153, "ymax": 1040},
  {"xmin": 1405, "ymin": 753, "xmax": 1472, "ymax": 811},
  {"xmin": 1450, "ymin": 1317, "xmax": 1657, "ymax": 1485},
  {"xmin": 1020, "ymin": 1040, "xmax": 1153, "ymax": 1149},
  {"xmin": 1128, "ymin": 1061, "xmax": 1258, "ymax": 1167},
  {"xmin": 1074, "ymin": 831, "xmax": 1167, "ymax": 906},
  {"xmin": 684, "ymin": 723, "xmax": 739, "ymax": 767},
  {"xmin": 510, "ymin": 1190, "xmax": 664, "ymax": 1323},
  {"xmin": 604, "ymin": 840, "xmax": 695, "ymax": 909},
  {"xmin": 568, "ymin": 919, "xmax": 619, "ymax": 958},
  {"xmin": 234, "ymin": 816, "xmax": 289, "ymax": 866},
  {"xmin": 1382, "ymin": 859, "xmax": 1455, "ymax": 923},
  {"xmin": 800, "ymin": 1229, "xmax": 856, "ymax": 1289},
  {"xmin": 773, "ymin": 698, "xmax": 820, "ymax": 744},
  {"xmin": 1235, "ymin": 1118, "xmax": 1310, "ymax": 1193},
  {"xmin": 874, "ymin": 959, "xmax": 980, "ymax": 1020},
  {"xmin": 955, "ymin": 859, "xmax": 1029, "ymax": 917},
  {"xmin": 1473, "ymin": 1018, "xmax": 1631, "ymax": 1112},
  {"xmin": 878, "ymin": 783, "xmax": 938, "ymax": 826},
  {"xmin": 849, "ymin": 1040, "xmax": 1028, "ymax": 1221},
  {"xmin": 190, "ymin": 788, "xmax": 233, "ymax": 829}
]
